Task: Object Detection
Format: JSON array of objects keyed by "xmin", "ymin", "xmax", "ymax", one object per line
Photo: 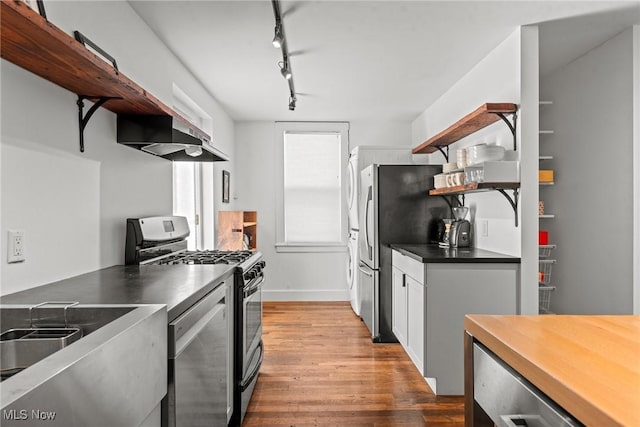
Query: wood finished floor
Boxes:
[{"xmin": 243, "ymin": 301, "xmax": 464, "ymax": 426}]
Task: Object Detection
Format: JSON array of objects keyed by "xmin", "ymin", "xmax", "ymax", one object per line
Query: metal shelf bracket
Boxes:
[
  {"xmin": 496, "ymin": 187, "xmax": 519, "ymax": 227},
  {"xmin": 493, "ymin": 111, "xmax": 517, "ymax": 151},
  {"xmin": 439, "ymin": 193, "xmax": 465, "ymax": 216},
  {"xmin": 435, "ymin": 146, "xmax": 449, "ymax": 162},
  {"xmin": 77, "ymin": 95, "xmax": 120, "ymax": 153}
]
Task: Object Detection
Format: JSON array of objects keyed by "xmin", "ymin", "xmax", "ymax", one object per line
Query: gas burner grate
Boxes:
[{"xmin": 155, "ymin": 250, "xmax": 254, "ymax": 265}]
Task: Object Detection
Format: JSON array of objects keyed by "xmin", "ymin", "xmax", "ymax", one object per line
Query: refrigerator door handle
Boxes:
[
  {"xmin": 364, "ymin": 186, "xmax": 373, "ymax": 260},
  {"xmin": 358, "ymin": 263, "xmax": 373, "ymax": 276}
]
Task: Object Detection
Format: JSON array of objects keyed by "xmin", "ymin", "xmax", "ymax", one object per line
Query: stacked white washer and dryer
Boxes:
[{"xmin": 346, "ymin": 146, "xmax": 423, "ymax": 316}]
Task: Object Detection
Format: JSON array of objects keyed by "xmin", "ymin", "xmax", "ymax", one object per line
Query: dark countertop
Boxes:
[
  {"xmin": 390, "ymin": 244, "xmax": 520, "ymax": 263},
  {"xmin": 0, "ymin": 264, "xmax": 235, "ymax": 322}
]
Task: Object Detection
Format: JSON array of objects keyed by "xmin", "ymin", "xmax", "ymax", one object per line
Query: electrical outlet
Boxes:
[
  {"xmin": 8, "ymin": 230, "xmax": 25, "ymax": 263},
  {"xmin": 480, "ymin": 220, "xmax": 489, "ymax": 237}
]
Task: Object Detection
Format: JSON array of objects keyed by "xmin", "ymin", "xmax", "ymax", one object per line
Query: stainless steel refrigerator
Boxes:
[{"xmin": 358, "ymin": 164, "xmax": 448, "ymax": 342}]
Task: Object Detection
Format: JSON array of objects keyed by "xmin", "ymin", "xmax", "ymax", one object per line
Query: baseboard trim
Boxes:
[{"xmin": 263, "ymin": 289, "xmax": 349, "ymax": 301}]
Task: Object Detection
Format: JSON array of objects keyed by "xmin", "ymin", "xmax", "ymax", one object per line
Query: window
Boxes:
[
  {"xmin": 275, "ymin": 122, "xmax": 349, "ymax": 252},
  {"xmin": 172, "ymin": 84, "xmax": 214, "ymax": 250}
]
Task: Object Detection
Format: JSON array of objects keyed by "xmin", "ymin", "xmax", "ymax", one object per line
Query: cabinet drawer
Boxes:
[{"xmin": 392, "ymin": 250, "xmax": 424, "ymax": 284}]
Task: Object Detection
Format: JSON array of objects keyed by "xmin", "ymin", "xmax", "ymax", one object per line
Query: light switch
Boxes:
[{"xmin": 480, "ymin": 220, "xmax": 489, "ymax": 237}]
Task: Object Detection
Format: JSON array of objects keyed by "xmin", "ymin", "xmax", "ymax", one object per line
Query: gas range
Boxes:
[
  {"xmin": 124, "ymin": 216, "xmax": 261, "ymax": 270},
  {"xmin": 124, "ymin": 215, "xmax": 265, "ymax": 426}
]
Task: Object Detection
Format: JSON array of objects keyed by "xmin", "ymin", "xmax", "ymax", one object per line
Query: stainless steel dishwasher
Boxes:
[
  {"xmin": 473, "ymin": 343, "xmax": 582, "ymax": 427},
  {"xmin": 166, "ymin": 280, "xmax": 230, "ymax": 427}
]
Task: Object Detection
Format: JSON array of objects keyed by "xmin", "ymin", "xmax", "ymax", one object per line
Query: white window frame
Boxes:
[
  {"xmin": 275, "ymin": 122, "xmax": 349, "ymax": 253},
  {"xmin": 172, "ymin": 84, "xmax": 215, "ymax": 250}
]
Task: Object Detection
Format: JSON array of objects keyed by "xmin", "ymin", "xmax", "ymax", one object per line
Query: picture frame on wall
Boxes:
[
  {"xmin": 23, "ymin": 0, "xmax": 47, "ymax": 19},
  {"xmin": 222, "ymin": 170, "xmax": 230, "ymax": 203}
]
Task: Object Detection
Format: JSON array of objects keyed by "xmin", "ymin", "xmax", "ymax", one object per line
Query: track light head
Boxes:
[
  {"xmin": 288, "ymin": 96, "xmax": 296, "ymax": 111},
  {"xmin": 278, "ymin": 61, "xmax": 292, "ymax": 80},
  {"xmin": 272, "ymin": 25, "xmax": 283, "ymax": 48}
]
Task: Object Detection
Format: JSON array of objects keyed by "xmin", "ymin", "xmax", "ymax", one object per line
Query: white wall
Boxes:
[
  {"xmin": 235, "ymin": 120, "xmax": 412, "ymax": 300},
  {"xmin": 1, "ymin": 1, "xmax": 235, "ymax": 294},
  {"xmin": 541, "ymin": 28, "xmax": 635, "ymax": 314},
  {"xmin": 634, "ymin": 25, "xmax": 640, "ymax": 315},
  {"xmin": 411, "ymin": 28, "xmax": 539, "ymax": 314}
]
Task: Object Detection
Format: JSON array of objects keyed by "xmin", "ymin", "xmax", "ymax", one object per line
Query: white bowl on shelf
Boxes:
[
  {"xmin": 466, "ymin": 145, "xmax": 505, "ymax": 166},
  {"xmin": 442, "ymin": 162, "xmax": 458, "ymax": 173}
]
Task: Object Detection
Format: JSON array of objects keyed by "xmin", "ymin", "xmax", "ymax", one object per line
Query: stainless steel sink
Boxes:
[
  {"xmin": 0, "ymin": 303, "xmax": 135, "ymax": 381},
  {"xmin": 1, "ymin": 327, "xmax": 82, "ymax": 380},
  {"xmin": 1, "ymin": 303, "xmax": 167, "ymax": 427}
]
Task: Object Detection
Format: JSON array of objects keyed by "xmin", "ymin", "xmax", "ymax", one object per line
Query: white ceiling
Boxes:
[{"xmin": 129, "ymin": 1, "xmax": 640, "ymax": 122}]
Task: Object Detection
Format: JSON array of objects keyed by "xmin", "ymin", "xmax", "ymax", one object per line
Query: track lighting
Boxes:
[
  {"xmin": 272, "ymin": 0, "xmax": 297, "ymax": 111},
  {"xmin": 272, "ymin": 25, "xmax": 283, "ymax": 48}
]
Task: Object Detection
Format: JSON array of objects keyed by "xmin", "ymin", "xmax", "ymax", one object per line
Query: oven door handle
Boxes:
[
  {"xmin": 240, "ymin": 339, "xmax": 264, "ymax": 392},
  {"xmin": 244, "ymin": 275, "xmax": 264, "ymax": 298}
]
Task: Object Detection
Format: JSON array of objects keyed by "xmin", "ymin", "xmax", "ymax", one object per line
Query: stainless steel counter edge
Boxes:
[
  {"xmin": 1, "ymin": 304, "xmax": 167, "ymax": 427},
  {"xmin": 0, "ymin": 264, "xmax": 237, "ymax": 323},
  {"xmin": 390, "ymin": 244, "xmax": 521, "ymax": 263}
]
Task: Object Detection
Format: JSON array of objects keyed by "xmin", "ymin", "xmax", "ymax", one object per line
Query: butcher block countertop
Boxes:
[{"xmin": 465, "ymin": 315, "xmax": 640, "ymax": 427}]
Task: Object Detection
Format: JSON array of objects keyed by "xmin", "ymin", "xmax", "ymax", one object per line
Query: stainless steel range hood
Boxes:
[{"xmin": 116, "ymin": 115, "xmax": 229, "ymax": 162}]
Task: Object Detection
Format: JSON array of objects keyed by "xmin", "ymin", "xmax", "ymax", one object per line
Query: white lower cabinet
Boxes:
[
  {"xmin": 405, "ymin": 275, "xmax": 424, "ymax": 373},
  {"xmin": 392, "ymin": 252, "xmax": 425, "ymax": 375},
  {"xmin": 391, "ymin": 249, "xmax": 518, "ymax": 395},
  {"xmin": 391, "ymin": 266, "xmax": 408, "ymax": 345}
]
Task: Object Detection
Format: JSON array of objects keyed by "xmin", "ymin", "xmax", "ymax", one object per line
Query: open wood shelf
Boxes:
[
  {"xmin": 412, "ymin": 103, "xmax": 517, "ymax": 154},
  {"xmin": 429, "ymin": 182, "xmax": 519, "ymax": 196},
  {"xmin": 0, "ymin": 0, "xmax": 206, "ymax": 134},
  {"xmin": 218, "ymin": 211, "xmax": 258, "ymax": 251}
]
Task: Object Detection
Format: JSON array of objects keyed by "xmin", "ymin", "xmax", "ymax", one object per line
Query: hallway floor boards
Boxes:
[{"xmin": 243, "ymin": 301, "xmax": 464, "ymax": 426}]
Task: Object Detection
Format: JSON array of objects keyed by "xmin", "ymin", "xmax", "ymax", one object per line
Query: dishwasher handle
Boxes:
[
  {"xmin": 499, "ymin": 415, "xmax": 552, "ymax": 427},
  {"xmin": 170, "ymin": 283, "xmax": 227, "ymax": 358},
  {"xmin": 174, "ymin": 303, "xmax": 225, "ymax": 358}
]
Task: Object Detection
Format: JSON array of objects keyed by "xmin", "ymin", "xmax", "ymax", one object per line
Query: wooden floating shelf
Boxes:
[
  {"xmin": 413, "ymin": 103, "xmax": 517, "ymax": 154},
  {"xmin": 428, "ymin": 182, "xmax": 519, "ymax": 196},
  {"xmin": 539, "ymin": 156, "xmax": 554, "ymax": 160},
  {"xmin": 539, "ymin": 130, "xmax": 554, "ymax": 135},
  {"xmin": 539, "ymin": 101, "xmax": 553, "ymax": 105},
  {"xmin": 539, "ymin": 214, "xmax": 555, "ymax": 219},
  {"xmin": 243, "ymin": 222, "xmax": 257, "ymax": 227},
  {"xmin": 0, "ymin": 0, "xmax": 205, "ymax": 134}
]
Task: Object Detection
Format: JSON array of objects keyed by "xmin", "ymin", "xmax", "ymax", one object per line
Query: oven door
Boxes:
[
  {"xmin": 242, "ymin": 275, "xmax": 263, "ymax": 377},
  {"xmin": 238, "ymin": 274, "xmax": 264, "ymax": 423}
]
